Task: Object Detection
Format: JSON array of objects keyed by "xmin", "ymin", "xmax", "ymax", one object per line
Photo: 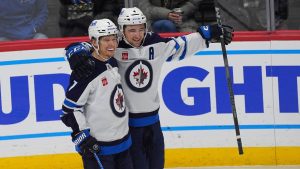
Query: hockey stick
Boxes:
[
  {"xmin": 214, "ymin": 0, "xmax": 244, "ymax": 155},
  {"xmin": 93, "ymin": 152, "xmax": 104, "ymax": 169}
]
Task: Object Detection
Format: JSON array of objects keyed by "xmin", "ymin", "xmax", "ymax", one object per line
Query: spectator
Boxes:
[
  {"xmin": 274, "ymin": 0, "xmax": 289, "ymax": 29},
  {"xmin": 0, "ymin": 0, "xmax": 48, "ymax": 41},
  {"xmin": 217, "ymin": 0, "xmax": 252, "ymax": 31},
  {"xmin": 218, "ymin": 0, "xmax": 289, "ymax": 31},
  {"xmin": 242, "ymin": 0, "xmax": 288, "ymax": 30},
  {"xmin": 59, "ymin": 0, "xmax": 123, "ymax": 37},
  {"xmin": 195, "ymin": 0, "xmax": 217, "ymax": 25},
  {"xmin": 138, "ymin": 0, "xmax": 205, "ymax": 32}
]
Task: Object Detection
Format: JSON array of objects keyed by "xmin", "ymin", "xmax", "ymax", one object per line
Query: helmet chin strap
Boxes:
[
  {"xmin": 122, "ymin": 32, "xmax": 147, "ymax": 49},
  {"xmin": 121, "ymin": 24, "xmax": 147, "ymax": 48},
  {"xmin": 92, "ymin": 42, "xmax": 111, "ymax": 62}
]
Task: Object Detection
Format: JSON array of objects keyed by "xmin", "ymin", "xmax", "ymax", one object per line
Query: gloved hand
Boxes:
[
  {"xmin": 72, "ymin": 130, "xmax": 100, "ymax": 157},
  {"xmin": 198, "ymin": 24, "xmax": 234, "ymax": 46},
  {"xmin": 65, "ymin": 42, "xmax": 95, "ymax": 79}
]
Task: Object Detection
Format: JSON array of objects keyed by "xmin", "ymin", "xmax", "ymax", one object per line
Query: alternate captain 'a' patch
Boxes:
[
  {"xmin": 110, "ymin": 84, "xmax": 126, "ymax": 117},
  {"xmin": 125, "ymin": 60, "xmax": 153, "ymax": 92}
]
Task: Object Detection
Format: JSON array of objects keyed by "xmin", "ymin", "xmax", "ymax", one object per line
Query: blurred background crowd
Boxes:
[{"xmin": 0, "ymin": 0, "xmax": 299, "ymax": 42}]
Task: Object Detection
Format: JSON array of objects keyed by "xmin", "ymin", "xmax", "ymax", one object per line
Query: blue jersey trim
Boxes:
[
  {"xmin": 179, "ymin": 36, "xmax": 187, "ymax": 60},
  {"xmin": 174, "ymin": 39, "xmax": 180, "ymax": 51},
  {"xmin": 166, "ymin": 38, "xmax": 180, "ymax": 62},
  {"xmin": 63, "ymin": 99, "xmax": 82, "ymax": 108},
  {"xmin": 166, "ymin": 54, "xmax": 173, "ymax": 62},
  {"xmin": 129, "ymin": 114, "xmax": 159, "ymax": 127},
  {"xmin": 99, "ymin": 135, "xmax": 132, "ymax": 155}
]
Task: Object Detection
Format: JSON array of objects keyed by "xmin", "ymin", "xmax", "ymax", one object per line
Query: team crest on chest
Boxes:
[
  {"xmin": 125, "ymin": 60, "xmax": 153, "ymax": 92},
  {"xmin": 110, "ymin": 84, "xmax": 126, "ymax": 117}
]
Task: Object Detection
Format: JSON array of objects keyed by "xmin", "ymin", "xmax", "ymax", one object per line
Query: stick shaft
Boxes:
[
  {"xmin": 214, "ymin": 0, "xmax": 243, "ymax": 155},
  {"xmin": 94, "ymin": 152, "xmax": 104, "ymax": 169}
]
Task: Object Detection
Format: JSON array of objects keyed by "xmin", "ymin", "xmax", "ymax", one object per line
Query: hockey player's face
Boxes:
[
  {"xmin": 98, "ymin": 35, "xmax": 118, "ymax": 59},
  {"xmin": 124, "ymin": 24, "xmax": 146, "ymax": 47}
]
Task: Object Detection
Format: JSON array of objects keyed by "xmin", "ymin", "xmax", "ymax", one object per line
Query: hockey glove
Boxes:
[
  {"xmin": 65, "ymin": 42, "xmax": 95, "ymax": 79},
  {"xmin": 198, "ymin": 24, "xmax": 234, "ymax": 47},
  {"xmin": 72, "ymin": 130, "xmax": 100, "ymax": 158}
]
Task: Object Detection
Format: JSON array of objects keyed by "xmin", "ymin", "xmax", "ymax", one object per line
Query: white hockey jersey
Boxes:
[
  {"xmin": 114, "ymin": 32, "xmax": 207, "ymax": 127},
  {"xmin": 61, "ymin": 57, "xmax": 130, "ymax": 145}
]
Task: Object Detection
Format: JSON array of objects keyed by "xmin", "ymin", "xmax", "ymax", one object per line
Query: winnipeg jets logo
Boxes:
[
  {"xmin": 125, "ymin": 60, "xmax": 153, "ymax": 92},
  {"xmin": 110, "ymin": 84, "xmax": 126, "ymax": 117},
  {"xmin": 133, "ymin": 63, "xmax": 148, "ymax": 86},
  {"xmin": 115, "ymin": 89, "xmax": 124, "ymax": 110}
]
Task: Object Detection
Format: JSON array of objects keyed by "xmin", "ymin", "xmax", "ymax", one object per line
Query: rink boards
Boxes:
[{"xmin": 0, "ymin": 35, "xmax": 300, "ymax": 168}]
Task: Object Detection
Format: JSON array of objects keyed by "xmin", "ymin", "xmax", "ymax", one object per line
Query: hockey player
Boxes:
[
  {"xmin": 61, "ymin": 19, "xmax": 133, "ymax": 169},
  {"xmin": 65, "ymin": 7, "xmax": 233, "ymax": 169}
]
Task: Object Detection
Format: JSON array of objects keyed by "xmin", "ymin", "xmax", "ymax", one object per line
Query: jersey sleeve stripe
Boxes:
[
  {"xmin": 63, "ymin": 99, "xmax": 83, "ymax": 109},
  {"xmin": 179, "ymin": 36, "xmax": 187, "ymax": 60},
  {"xmin": 166, "ymin": 54, "xmax": 173, "ymax": 62},
  {"xmin": 166, "ymin": 38, "xmax": 180, "ymax": 62},
  {"xmin": 173, "ymin": 38, "xmax": 180, "ymax": 51},
  {"xmin": 62, "ymin": 105, "xmax": 74, "ymax": 114}
]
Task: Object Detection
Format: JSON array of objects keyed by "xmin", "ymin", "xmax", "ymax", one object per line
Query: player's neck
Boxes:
[{"xmin": 92, "ymin": 52, "xmax": 109, "ymax": 62}]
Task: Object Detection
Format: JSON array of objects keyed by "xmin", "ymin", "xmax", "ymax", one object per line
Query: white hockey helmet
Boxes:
[
  {"xmin": 117, "ymin": 7, "xmax": 147, "ymax": 31},
  {"xmin": 88, "ymin": 19, "xmax": 118, "ymax": 40}
]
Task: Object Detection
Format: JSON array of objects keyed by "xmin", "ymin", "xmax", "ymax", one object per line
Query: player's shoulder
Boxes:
[
  {"xmin": 65, "ymin": 41, "xmax": 91, "ymax": 50},
  {"xmin": 70, "ymin": 72, "xmax": 95, "ymax": 85},
  {"xmin": 107, "ymin": 57, "xmax": 118, "ymax": 67},
  {"xmin": 143, "ymin": 32, "xmax": 173, "ymax": 46},
  {"xmin": 70, "ymin": 58, "xmax": 108, "ymax": 84}
]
